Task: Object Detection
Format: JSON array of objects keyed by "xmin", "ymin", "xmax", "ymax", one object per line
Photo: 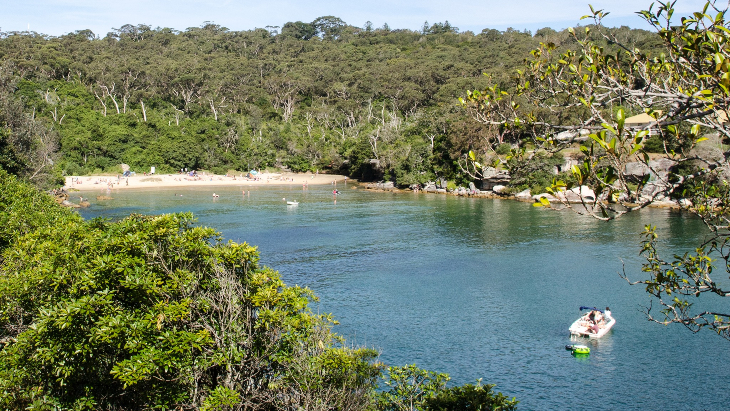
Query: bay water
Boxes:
[{"xmin": 78, "ymin": 184, "xmax": 729, "ymax": 410}]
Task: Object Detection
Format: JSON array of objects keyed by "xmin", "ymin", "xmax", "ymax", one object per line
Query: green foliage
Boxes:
[
  {"xmin": 0, "ymin": 177, "xmax": 381, "ymax": 409},
  {"xmin": 0, "ymin": 65, "xmax": 63, "ymax": 188},
  {"xmin": 0, "ymin": 170, "xmax": 78, "ymax": 253},
  {"xmin": 495, "ymin": 143, "xmax": 512, "ymax": 155},
  {"xmin": 376, "ymin": 365, "xmax": 516, "ymax": 411},
  {"xmin": 424, "ymin": 380, "xmax": 518, "ymax": 411},
  {"xmin": 0, "ymin": 20, "xmax": 661, "ymax": 184},
  {"xmin": 506, "ymin": 152, "xmax": 566, "ymax": 194},
  {"xmin": 377, "ymin": 365, "xmax": 449, "ymax": 411},
  {"xmin": 642, "ymin": 135, "xmax": 665, "ymax": 153},
  {"xmin": 281, "ymin": 21, "xmax": 317, "ymax": 40}
]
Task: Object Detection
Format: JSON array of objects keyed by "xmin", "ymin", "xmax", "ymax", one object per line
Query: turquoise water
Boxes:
[{"xmin": 79, "ymin": 184, "xmax": 729, "ymax": 410}]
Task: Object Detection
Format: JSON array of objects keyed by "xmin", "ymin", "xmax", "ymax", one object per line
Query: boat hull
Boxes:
[{"xmin": 569, "ymin": 312, "xmax": 615, "ymax": 338}]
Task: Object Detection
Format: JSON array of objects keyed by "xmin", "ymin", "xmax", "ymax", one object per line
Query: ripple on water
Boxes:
[{"xmin": 79, "ymin": 186, "xmax": 730, "ymax": 411}]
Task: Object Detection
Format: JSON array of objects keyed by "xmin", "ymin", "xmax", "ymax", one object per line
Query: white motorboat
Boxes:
[
  {"xmin": 286, "ymin": 200, "xmax": 299, "ymax": 206},
  {"xmin": 569, "ymin": 306, "xmax": 615, "ymax": 338}
]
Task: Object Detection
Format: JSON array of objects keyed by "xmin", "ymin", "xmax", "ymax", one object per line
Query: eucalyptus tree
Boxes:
[
  {"xmin": 0, "ymin": 62, "xmax": 62, "ymax": 188},
  {"xmin": 281, "ymin": 21, "xmax": 317, "ymax": 40}
]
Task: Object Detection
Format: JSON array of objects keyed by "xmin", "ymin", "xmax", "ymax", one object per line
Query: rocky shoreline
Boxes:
[{"xmin": 363, "ymin": 180, "xmax": 685, "ymax": 209}]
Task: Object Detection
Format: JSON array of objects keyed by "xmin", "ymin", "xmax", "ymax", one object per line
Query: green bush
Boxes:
[
  {"xmin": 285, "ymin": 154, "xmax": 312, "ymax": 172},
  {"xmin": 425, "ymin": 381, "xmax": 518, "ymax": 410},
  {"xmin": 376, "ymin": 365, "xmax": 517, "ymax": 411},
  {"xmin": 0, "ymin": 170, "xmax": 79, "ymax": 253},
  {"xmin": 643, "ymin": 135, "xmax": 665, "ymax": 153},
  {"xmin": 0, "ymin": 177, "xmax": 380, "ymax": 410},
  {"xmin": 506, "ymin": 152, "xmax": 565, "ymax": 194},
  {"xmin": 495, "ymin": 143, "xmax": 512, "ymax": 155},
  {"xmin": 59, "ymin": 160, "xmax": 84, "ymax": 176}
]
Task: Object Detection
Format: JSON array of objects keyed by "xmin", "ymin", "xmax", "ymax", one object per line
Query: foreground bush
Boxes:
[
  {"xmin": 377, "ymin": 365, "xmax": 518, "ymax": 411},
  {"xmin": 0, "ymin": 174, "xmax": 517, "ymax": 410},
  {"xmin": 0, "ymin": 174, "xmax": 379, "ymax": 409}
]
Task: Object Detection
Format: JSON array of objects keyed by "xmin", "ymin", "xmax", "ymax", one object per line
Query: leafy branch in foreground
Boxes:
[
  {"xmin": 622, "ymin": 225, "xmax": 730, "ymax": 339},
  {"xmin": 461, "ymin": 1, "xmax": 730, "ymax": 339}
]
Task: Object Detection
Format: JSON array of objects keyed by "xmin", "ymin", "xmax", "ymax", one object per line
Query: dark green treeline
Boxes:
[{"xmin": 0, "ymin": 19, "xmax": 659, "ymax": 187}]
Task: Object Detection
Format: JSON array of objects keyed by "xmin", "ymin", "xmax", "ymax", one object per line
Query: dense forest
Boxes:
[{"xmin": 0, "ymin": 18, "xmax": 660, "ymax": 189}]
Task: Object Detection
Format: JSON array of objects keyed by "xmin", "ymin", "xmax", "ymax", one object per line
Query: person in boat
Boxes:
[{"xmin": 588, "ymin": 310, "xmax": 603, "ymax": 333}]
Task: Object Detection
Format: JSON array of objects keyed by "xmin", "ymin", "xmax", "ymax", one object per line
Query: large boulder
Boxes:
[
  {"xmin": 624, "ymin": 158, "xmax": 677, "ymax": 183},
  {"xmin": 689, "ymin": 133, "xmax": 725, "ymax": 163},
  {"xmin": 555, "ymin": 129, "xmax": 590, "ymax": 142},
  {"xmin": 678, "ymin": 198, "xmax": 693, "ymax": 208},
  {"xmin": 533, "ymin": 193, "xmax": 558, "ymax": 202},
  {"xmin": 686, "ymin": 137, "xmax": 730, "ymax": 180},
  {"xmin": 61, "ymin": 200, "xmax": 81, "ymax": 208},
  {"xmin": 492, "ymin": 185, "xmax": 508, "ymax": 194},
  {"xmin": 562, "ymin": 186, "xmax": 596, "ymax": 203},
  {"xmin": 641, "ymin": 181, "xmax": 669, "ymax": 196},
  {"xmin": 480, "ymin": 167, "xmax": 511, "ymax": 190},
  {"xmin": 514, "ymin": 189, "xmax": 532, "ymax": 199},
  {"xmin": 532, "ymin": 186, "xmax": 596, "ymax": 203},
  {"xmin": 555, "ymin": 157, "xmax": 580, "ymax": 174}
]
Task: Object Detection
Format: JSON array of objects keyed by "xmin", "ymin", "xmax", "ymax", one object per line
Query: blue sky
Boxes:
[{"xmin": 2, "ymin": 0, "xmax": 709, "ymax": 37}]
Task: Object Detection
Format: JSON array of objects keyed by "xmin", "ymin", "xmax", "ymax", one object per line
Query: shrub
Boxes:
[
  {"xmin": 0, "ymin": 170, "xmax": 79, "ymax": 253},
  {"xmin": 424, "ymin": 381, "xmax": 518, "ymax": 411},
  {"xmin": 376, "ymin": 366, "xmax": 517, "ymax": 411},
  {"xmin": 495, "ymin": 143, "xmax": 512, "ymax": 155},
  {"xmin": 0, "ymin": 178, "xmax": 380, "ymax": 409}
]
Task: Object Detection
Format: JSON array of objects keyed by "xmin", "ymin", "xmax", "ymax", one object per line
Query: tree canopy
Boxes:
[{"xmin": 0, "ymin": 17, "xmax": 658, "ymax": 187}]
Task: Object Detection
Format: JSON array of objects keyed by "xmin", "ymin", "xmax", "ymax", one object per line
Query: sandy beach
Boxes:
[{"xmin": 65, "ymin": 172, "xmax": 351, "ymax": 192}]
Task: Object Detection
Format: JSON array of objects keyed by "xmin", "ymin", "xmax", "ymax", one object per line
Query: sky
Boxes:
[{"xmin": 1, "ymin": 0, "xmax": 710, "ymax": 37}]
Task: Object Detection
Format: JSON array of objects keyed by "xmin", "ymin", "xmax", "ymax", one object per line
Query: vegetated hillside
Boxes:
[{"xmin": 0, "ymin": 19, "xmax": 659, "ymax": 186}]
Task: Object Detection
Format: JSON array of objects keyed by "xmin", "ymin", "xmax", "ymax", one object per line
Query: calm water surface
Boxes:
[{"xmin": 79, "ymin": 184, "xmax": 728, "ymax": 410}]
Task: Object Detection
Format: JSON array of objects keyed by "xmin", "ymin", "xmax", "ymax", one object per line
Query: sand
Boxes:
[{"xmin": 65, "ymin": 172, "xmax": 350, "ymax": 192}]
